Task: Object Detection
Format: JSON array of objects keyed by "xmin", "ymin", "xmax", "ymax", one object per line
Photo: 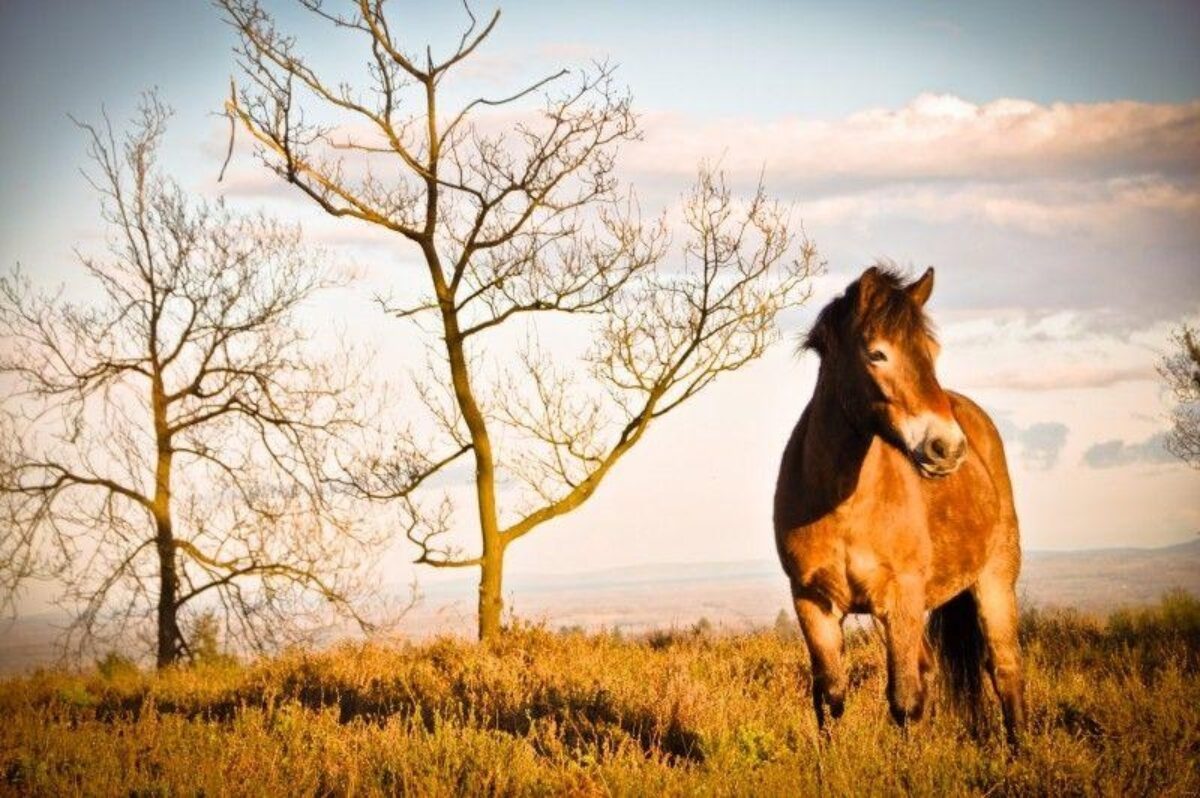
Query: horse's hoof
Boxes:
[
  {"xmin": 829, "ymin": 696, "xmax": 845, "ymax": 720},
  {"xmin": 889, "ymin": 700, "xmax": 925, "ymax": 726}
]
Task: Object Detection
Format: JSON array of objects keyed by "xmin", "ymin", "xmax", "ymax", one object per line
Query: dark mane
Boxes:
[{"xmin": 804, "ymin": 264, "xmax": 935, "ymax": 357}]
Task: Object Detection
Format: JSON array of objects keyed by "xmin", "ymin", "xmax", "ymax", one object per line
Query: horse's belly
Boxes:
[{"xmin": 924, "ymin": 526, "xmax": 992, "ymax": 608}]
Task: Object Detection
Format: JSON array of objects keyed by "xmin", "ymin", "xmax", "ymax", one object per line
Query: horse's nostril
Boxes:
[{"xmin": 929, "ymin": 438, "xmax": 948, "ymax": 460}]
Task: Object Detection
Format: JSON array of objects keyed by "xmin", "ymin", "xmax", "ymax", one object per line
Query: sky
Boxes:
[{"xmin": 1, "ymin": 1, "xmax": 1198, "ymax": 602}]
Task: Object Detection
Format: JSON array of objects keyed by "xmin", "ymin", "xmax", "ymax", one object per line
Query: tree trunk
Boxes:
[
  {"xmin": 154, "ymin": 516, "xmax": 182, "ymax": 668},
  {"xmin": 478, "ymin": 539, "xmax": 504, "ymax": 640},
  {"xmin": 151, "ymin": 376, "xmax": 183, "ymax": 668},
  {"xmin": 431, "ymin": 259, "xmax": 506, "ymax": 641}
]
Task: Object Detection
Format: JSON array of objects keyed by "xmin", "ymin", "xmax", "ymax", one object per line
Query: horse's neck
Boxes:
[
  {"xmin": 806, "ymin": 377, "xmax": 873, "ymax": 472},
  {"xmin": 797, "ymin": 378, "xmax": 875, "ymax": 513},
  {"xmin": 776, "ymin": 380, "xmax": 874, "ymax": 529}
]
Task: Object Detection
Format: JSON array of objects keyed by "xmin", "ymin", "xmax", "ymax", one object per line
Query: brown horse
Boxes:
[{"xmin": 774, "ymin": 265, "xmax": 1026, "ymax": 743}]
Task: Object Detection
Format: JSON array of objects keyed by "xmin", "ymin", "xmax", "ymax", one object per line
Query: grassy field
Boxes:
[{"xmin": 1, "ymin": 593, "xmax": 1197, "ymax": 797}]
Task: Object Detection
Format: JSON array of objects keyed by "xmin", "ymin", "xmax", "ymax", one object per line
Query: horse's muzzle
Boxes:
[
  {"xmin": 915, "ymin": 434, "xmax": 967, "ymax": 478},
  {"xmin": 899, "ymin": 412, "xmax": 968, "ymax": 478}
]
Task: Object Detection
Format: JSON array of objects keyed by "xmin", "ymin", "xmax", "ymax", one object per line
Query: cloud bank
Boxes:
[
  {"xmin": 621, "ymin": 93, "xmax": 1200, "ymax": 324},
  {"xmin": 628, "ymin": 94, "xmax": 1200, "ymax": 186}
]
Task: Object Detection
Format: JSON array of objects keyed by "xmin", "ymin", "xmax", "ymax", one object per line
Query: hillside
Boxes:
[
  {"xmin": 2, "ymin": 595, "xmax": 1198, "ymax": 796},
  {"xmin": 1021, "ymin": 539, "xmax": 1200, "ymax": 610}
]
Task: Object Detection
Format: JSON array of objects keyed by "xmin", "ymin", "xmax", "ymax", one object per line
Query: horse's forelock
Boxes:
[
  {"xmin": 858, "ymin": 267, "xmax": 936, "ymax": 344},
  {"xmin": 804, "ymin": 266, "xmax": 935, "ymax": 359}
]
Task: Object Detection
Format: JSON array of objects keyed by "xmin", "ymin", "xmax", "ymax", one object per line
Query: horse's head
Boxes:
[{"xmin": 806, "ymin": 265, "xmax": 967, "ymax": 477}]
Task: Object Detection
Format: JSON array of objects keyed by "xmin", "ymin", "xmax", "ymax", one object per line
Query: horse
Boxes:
[{"xmin": 773, "ymin": 265, "xmax": 1026, "ymax": 743}]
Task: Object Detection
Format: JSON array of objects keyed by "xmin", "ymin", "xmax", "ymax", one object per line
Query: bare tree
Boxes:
[
  {"xmin": 0, "ymin": 95, "xmax": 381, "ymax": 667},
  {"xmin": 221, "ymin": 1, "xmax": 821, "ymax": 639},
  {"xmin": 1159, "ymin": 324, "xmax": 1200, "ymax": 467}
]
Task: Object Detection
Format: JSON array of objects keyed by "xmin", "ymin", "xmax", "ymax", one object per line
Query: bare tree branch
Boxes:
[
  {"xmin": 1159, "ymin": 324, "xmax": 1200, "ymax": 468},
  {"xmin": 0, "ymin": 93, "xmax": 387, "ymax": 665},
  {"xmin": 219, "ymin": 0, "xmax": 822, "ymax": 639}
]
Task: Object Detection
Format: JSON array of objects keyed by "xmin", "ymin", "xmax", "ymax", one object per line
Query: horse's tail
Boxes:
[{"xmin": 929, "ymin": 589, "xmax": 986, "ymax": 728}]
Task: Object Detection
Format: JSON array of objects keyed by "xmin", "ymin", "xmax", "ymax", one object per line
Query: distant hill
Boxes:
[
  {"xmin": 406, "ymin": 539, "xmax": 1200, "ymax": 636},
  {"xmin": 2, "ymin": 540, "xmax": 1198, "ymax": 673},
  {"xmin": 1021, "ymin": 538, "xmax": 1200, "ymax": 611}
]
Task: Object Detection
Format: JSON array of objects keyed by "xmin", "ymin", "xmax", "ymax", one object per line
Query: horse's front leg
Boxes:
[
  {"xmin": 794, "ymin": 591, "xmax": 847, "ymax": 731},
  {"xmin": 882, "ymin": 574, "xmax": 928, "ymax": 726}
]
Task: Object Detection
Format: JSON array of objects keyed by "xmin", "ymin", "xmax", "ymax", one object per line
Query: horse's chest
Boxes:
[
  {"xmin": 781, "ymin": 450, "xmax": 931, "ymax": 612},
  {"xmin": 840, "ymin": 493, "xmax": 933, "ymax": 610},
  {"xmin": 784, "ymin": 526, "xmax": 929, "ymax": 615},
  {"xmin": 845, "ymin": 444, "xmax": 931, "ymax": 547}
]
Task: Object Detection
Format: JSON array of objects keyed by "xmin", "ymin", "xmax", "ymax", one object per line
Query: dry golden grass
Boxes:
[{"xmin": 1, "ymin": 592, "xmax": 1198, "ymax": 796}]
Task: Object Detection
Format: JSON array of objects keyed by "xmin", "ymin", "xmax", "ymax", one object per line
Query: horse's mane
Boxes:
[{"xmin": 804, "ymin": 264, "xmax": 935, "ymax": 357}]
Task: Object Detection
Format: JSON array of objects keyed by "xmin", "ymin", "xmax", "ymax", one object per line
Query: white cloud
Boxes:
[
  {"xmin": 625, "ymin": 93, "xmax": 1200, "ymax": 186},
  {"xmin": 615, "ymin": 93, "xmax": 1200, "ymax": 249},
  {"xmin": 936, "ymin": 310, "xmax": 1191, "ymax": 394},
  {"xmin": 966, "ymin": 364, "xmax": 1157, "ymax": 392},
  {"xmin": 790, "ymin": 176, "xmax": 1198, "ymax": 237}
]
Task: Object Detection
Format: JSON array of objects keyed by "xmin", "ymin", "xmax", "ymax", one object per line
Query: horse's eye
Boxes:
[{"xmin": 868, "ymin": 349, "xmax": 888, "ymax": 363}]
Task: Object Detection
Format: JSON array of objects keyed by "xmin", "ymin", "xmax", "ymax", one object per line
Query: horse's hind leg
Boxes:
[
  {"xmin": 794, "ymin": 592, "xmax": 847, "ymax": 731},
  {"xmin": 973, "ymin": 559, "xmax": 1027, "ymax": 744},
  {"xmin": 919, "ymin": 635, "xmax": 936, "ymax": 708}
]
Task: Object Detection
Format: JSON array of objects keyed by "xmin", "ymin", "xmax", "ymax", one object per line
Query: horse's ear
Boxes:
[
  {"xmin": 856, "ymin": 266, "xmax": 882, "ymax": 311},
  {"xmin": 907, "ymin": 267, "xmax": 935, "ymax": 307}
]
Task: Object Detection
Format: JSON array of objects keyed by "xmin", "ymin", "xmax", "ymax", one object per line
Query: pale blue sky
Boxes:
[{"xmin": 1, "ymin": 2, "xmax": 1197, "ymax": 587}]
